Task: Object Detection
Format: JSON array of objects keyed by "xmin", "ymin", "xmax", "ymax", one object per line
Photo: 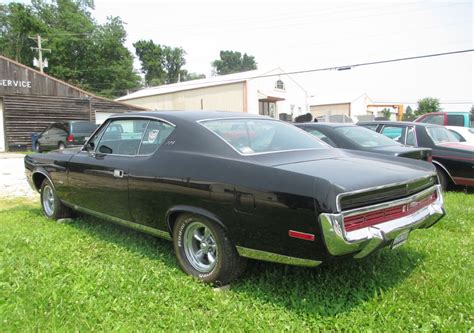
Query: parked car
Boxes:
[
  {"xmin": 446, "ymin": 126, "xmax": 474, "ymax": 144},
  {"xmin": 25, "ymin": 112, "xmax": 445, "ymax": 284},
  {"xmin": 36, "ymin": 121, "xmax": 98, "ymax": 152},
  {"xmin": 295, "ymin": 123, "xmax": 432, "ymax": 161},
  {"xmin": 358, "ymin": 121, "xmax": 474, "ymax": 189},
  {"xmin": 414, "ymin": 112, "xmax": 473, "ymax": 128}
]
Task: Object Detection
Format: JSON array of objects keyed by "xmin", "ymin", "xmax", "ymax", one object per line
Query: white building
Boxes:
[
  {"xmin": 116, "ymin": 68, "xmax": 309, "ymax": 120},
  {"xmin": 309, "ymin": 93, "xmax": 374, "ymax": 122}
]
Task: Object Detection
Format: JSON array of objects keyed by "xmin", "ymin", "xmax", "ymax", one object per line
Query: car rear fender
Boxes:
[{"xmin": 166, "ymin": 205, "xmax": 228, "ymax": 236}]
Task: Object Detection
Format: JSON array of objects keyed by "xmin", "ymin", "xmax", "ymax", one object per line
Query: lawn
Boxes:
[{"xmin": 0, "ymin": 192, "xmax": 472, "ymax": 331}]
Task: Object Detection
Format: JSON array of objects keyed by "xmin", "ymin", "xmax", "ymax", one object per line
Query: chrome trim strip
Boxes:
[
  {"xmin": 63, "ymin": 201, "xmax": 172, "ymax": 241},
  {"xmin": 320, "ymin": 185, "xmax": 444, "ymax": 258},
  {"xmin": 196, "ymin": 118, "xmax": 328, "ymax": 156},
  {"xmin": 335, "ymin": 174, "xmax": 437, "ymax": 212},
  {"xmin": 236, "ymin": 246, "xmax": 322, "ymax": 267},
  {"xmin": 431, "ymin": 160, "xmax": 454, "ymax": 183}
]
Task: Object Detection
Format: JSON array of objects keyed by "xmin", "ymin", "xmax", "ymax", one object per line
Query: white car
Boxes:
[{"xmin": 446, "ymin": 126, "xmax": 474, "ymax": 144}]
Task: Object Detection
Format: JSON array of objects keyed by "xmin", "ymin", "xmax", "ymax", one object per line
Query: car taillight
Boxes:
[
  {"xmin": 67, "ymin": 134, "xmax": 74, "ymax": 142},
  {"xmin": 343, "ymin": 191, "xmax": 437, "ymax": 232}
]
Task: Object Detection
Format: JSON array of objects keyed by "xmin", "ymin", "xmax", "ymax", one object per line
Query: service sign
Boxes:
[{"xmin": 0, "ymin": 79, "xmax": 32, "ymax": 88}]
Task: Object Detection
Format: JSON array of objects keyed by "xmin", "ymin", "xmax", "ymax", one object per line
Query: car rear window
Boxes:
[
  {"xmin": 201, "ymin": 119, "xmax": 327, "ymax": 155},
  {"xmin": 335, "ymin": 126, "xmax": 401, "ymax": 147},
  {"xmin": 71, "ymin": 122, "xmax": 97, "ymax": 133},
  {"xmin": 426, "ymin": 127, "xmax": 460, "ymax": 144}
]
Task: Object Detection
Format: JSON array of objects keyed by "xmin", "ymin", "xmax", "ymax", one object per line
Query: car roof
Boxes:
[
  {"xmin": 357, "ymin": 120, "xmax": 444, "ymax": 128},
  {"xmin": 109, "ymin": 110, "xmax": 264, "ymax": 124},
  {"xmin": 295, "ymin": 122, "xmax": 356, "ymax": 128}
]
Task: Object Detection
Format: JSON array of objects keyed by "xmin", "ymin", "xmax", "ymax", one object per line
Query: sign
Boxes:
[{"xmin": 0, "ymin": 79, "xmax": 32, "ymax": 88}]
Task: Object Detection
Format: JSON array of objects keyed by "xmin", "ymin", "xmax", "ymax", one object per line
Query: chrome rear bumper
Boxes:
[{"xmin": 320, "ymin": 185, "xmax": 445, "ymax": 258}]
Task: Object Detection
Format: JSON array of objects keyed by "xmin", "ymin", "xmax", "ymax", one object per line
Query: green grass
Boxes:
[{"xmin": 0, "ymin": 192, "xmax": 473, "ymax": 331}]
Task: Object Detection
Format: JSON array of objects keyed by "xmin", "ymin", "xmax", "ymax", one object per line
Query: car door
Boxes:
[
  {"xmin": 66, "ymin": 118, "xmax": 149, "ymax": 221},
  {"xmin": 127, "ymin": 120, "xmax": 177, "ymax": 229}
]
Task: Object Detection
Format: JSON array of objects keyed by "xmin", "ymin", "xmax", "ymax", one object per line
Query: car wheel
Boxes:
[
  {"xmin": 173, "ymin": 214, "xmax": 246, "ymax": 285},
  {"xmin": 40, "ymin": 179, "xmax": 71, "ymax": 220},
  {"xmin": 35, "ymin": 143, "xmax": 41, "ymax": 153},
  {"xmin": 58, "ymin": 142, "xmax": 65, "ymax": 150},
  {"xmin": 435, "ymin": 166, "xmax": 449, "ymax": 191}
]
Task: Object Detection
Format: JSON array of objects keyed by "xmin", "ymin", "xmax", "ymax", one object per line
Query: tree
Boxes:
[
  {"xmin": 415, "ymin": 97, "xmax": 442, "ymax": 116},
  {"xmin": 180, "ymin": 70, "xmax": 206, "ymax": 82},
  {"xmin": 470, "ymin": 105, "xmax": 474, "ymax": 116},
  {"xmin": 380, "ymin": 108, "xmax": 392, "ymax": 120},
  {"xmin": 0, "ymin": 2, "xmax": 45, "ymax": 64},
  {"xmin": 134, "ymin": 40, "xmax": 203, "ymax": 85},
  {"xmin": 403, "ymin": 105, "xmax": 416, "ymax": 121},
  {"xmin": 133, "ymin": 40, "xmax": 166, "ymax": 86},
  {"xmin": 211, "ymin": 50, "xmax": 257, "ymax": 75},
  {"xmin": 0, "ymin": 0, "xmax": 140, "ymax": 98},
  {"xmin": 162, "ymin": 46, "xmax": 186, "ymax": 84}
]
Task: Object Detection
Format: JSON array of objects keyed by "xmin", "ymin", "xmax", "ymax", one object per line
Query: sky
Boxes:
[{"xmin": 8, "ymin": 0, "xmax": 474, "ymax": 110}]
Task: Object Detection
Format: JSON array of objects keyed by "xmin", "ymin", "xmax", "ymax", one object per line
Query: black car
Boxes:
[
  {"xmin": 358, "ymin": 121, "xmax": 474, "ymax": 189},
  {"xmin": 295, "ymin": 123, "xmax": 432, "ymax": 161},
  {"xmin": 36, "ymin": 121, "xmax": 97, "ymax": 152},
  {"xmin": 25, "ymin": 111, "xmax": 445, "ymax": 284}
]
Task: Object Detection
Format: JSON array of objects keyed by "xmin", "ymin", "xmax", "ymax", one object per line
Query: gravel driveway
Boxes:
[{"xmin": 0, "ymin": 153, "xmax": 38, "ymax": 198}]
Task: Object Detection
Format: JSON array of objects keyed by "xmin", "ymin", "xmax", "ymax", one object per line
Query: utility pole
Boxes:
[{"xmin": 29, "ymin": 34, "xmax": 51, "ymax": 73}]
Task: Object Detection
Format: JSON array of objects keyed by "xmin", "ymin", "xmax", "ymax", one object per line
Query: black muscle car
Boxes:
[
  {"xmin": 358, "ymin": 121, "xmax": 474, "ymax": 190},
  {"xmin": 25, "ymin": 111, "xmax": 445, "ymax": 284},
  {"xmin": 295, "ymin": 122, "xmax": 432, "ymax": 161}
]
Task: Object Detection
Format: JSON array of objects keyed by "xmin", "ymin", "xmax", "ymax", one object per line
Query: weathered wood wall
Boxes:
[{"xmin": 0, "ymin": 56, "xmax": 147, "ymax": 151}]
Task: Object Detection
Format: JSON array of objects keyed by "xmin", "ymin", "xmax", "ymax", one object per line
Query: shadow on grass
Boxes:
[{"xmin": 9, "ymin": 204, "xmax": 426, "ymax": 317}]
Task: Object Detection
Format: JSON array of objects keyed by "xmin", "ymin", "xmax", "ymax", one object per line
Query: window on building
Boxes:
[{"xmin": 275, "ymin": 79, "xmax": 285, "ymax": 90}]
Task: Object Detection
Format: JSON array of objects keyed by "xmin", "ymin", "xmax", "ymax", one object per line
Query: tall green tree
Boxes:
[
  {"xmin": 211, "ymin": 50, "xmax": 257, "ymax": 75},
  {"xmin": 0, "ymin": 0, "xmax": 140, "ymax": 98},
  {"xmin": 403, "ymin": 105, "xmax": 416, "ymax": 121},
  {"xmin": 380, "ymin": 108, "xmax": 392, "ymax": 120},
  {"xmin": 133, "ymin": 40, "xmax": 165, "ymax": 86},
  {"xmin": 0, "ymin": 2, "xmax": 45, "ymax": 64},
  {"xmin": 415, "ymin": 97, "xmax": 442, "ymax": 116},
  {"xmin": 134, "ymin": 40, "xmax": 202, "ymax": 85}
]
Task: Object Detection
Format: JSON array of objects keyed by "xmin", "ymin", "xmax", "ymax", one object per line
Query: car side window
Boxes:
[
  {"xmin": 381, "ymin": 126, "xmax": 406, "ymax": 144},
  {"xmin": 448, "ymin": 129, "xmax": 465, "ymax": 142},
  {"xmin": 447, "ymin": 115, "xmax": 464, "ymax": 126},
  {"xmin": 304, "ymin": 128, "xmax": 336, "ymax": 147},
  {"xmin": 423, "ymin": 114, "xmax": 444, "ymax": 125},
  {"xmin": 406, "ymin": 127, "xmax": 416, "ymax": 146},
  {"xmin": 97, "ymin": 119, "xmax": 149, "ymax": 155},
  {"xmin": 138, "ymin": 120, "xmax": 175, "ymax": 155}
]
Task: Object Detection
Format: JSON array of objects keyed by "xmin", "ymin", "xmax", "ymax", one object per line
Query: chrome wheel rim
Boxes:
[
  {"xmin": 183, "ymin": 221, "xmax": 218, "ymax": 273},
  {"xmin": 42, "ymin": 185, "xmax": 55, "ymax": 216}
]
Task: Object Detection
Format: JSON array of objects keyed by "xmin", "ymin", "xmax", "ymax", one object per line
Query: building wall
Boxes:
[
  {"xmin": 350, "ymin": 94, "xmax": 372, "ymax": 117},
  {"xmin": 310, "ymin": 103, "xmax": 350, "ymax": 117},
  {"xmin": 246, "ymin": 70, "xmax": 308, "ymax": 118},
  {"xmin": 120, "ymin": 82, "xmax": 245, "ymax": 112}
]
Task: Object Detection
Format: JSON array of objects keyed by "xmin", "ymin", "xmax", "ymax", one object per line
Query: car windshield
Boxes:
[
  {"xmin": 201, "ymin": 118, "xmax": 327, "ymax": 154},
  {"xmin": 426, "ymin": 127, "xmax": 461, "ymax": 144},
  {"xmin": 334, "ymin": 126, "xmax": 401, "ymax": 147}
]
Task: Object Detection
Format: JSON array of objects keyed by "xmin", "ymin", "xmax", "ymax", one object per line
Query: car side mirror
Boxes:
[
  {"xmin": 84, "ymin": 142, "xmax": 94, "ymax": 152},
  {"xmin": 99, "ymin": 145, "xmax": 113, "ymax": 154}
]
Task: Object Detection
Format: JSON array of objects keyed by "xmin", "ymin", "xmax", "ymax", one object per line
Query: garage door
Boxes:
[
  {"xmin": 0, "ymin": 99, "xmax": 5, "ymax": 152},
  {"xmin": 95, "ymin": 112, "xmax": 117, "ymax": 125}
]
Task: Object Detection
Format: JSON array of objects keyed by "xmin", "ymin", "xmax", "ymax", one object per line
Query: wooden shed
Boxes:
[{"xmin": 0, "ymin": 55, "xmax": 147, "ymax": 151}]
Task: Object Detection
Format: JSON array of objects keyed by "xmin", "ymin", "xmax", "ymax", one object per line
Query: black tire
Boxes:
[
  {"xmin": 40, "ymin": 179, "xmax": 71, "ymax": 220},
  {"xmin": 435, "ymin": 166, "xmax": 449, "ymax": 191},
  {"xmin": 173, "ymin": 214, "xmax": 246, "ymax": 285},
  {"xmin": 58, "ymin": 142, "xmax": 65, "ymax": 150}
]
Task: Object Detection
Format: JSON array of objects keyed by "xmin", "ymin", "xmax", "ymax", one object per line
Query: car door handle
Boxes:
[{"xmin": 113, "ymin": 169, "xmax": 124, "ymax": 178}]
